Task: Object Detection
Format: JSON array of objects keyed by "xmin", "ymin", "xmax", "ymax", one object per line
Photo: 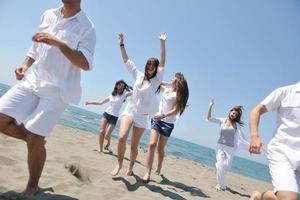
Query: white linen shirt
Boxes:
[
  {"xmin": 157, "ymin": 91, "xmax": 177, "ymax": 123},
  {"xmin": 261, "ymin": 82, "xmax": 300, "ymax": 170},
  {"xmin": 105, "ymin": 93, "xmax": 128, "ymax": 117},
  {"xmin": 125, "ymin": 60, "xmax": 164, "ymax": 116},
  {"xmin": 22, "ymin": 6, "xmax": 96, "ymax": 104}
]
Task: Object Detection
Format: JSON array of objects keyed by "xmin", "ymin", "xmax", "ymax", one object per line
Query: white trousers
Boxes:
[{"xmin": 215, "ymin": 144, "xmax": 235, "ymax": 188}]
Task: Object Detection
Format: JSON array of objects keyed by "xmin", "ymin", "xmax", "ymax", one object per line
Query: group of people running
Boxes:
[
  {"xmin": 0, "ymin": 1, "xmax": 299, "ymax": 199},
  {"xmin": 86, "ymin": 32, "xmax": 189, "ymax": 183}
]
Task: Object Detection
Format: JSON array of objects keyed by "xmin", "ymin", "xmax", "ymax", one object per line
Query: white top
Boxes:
[
  {"xmin": 21, "ymin": 6, "xmax": 96, "ymax": 104},
  {"xmin": 105, "ymin": 93, "xmax": 128, "ymax": 117},
  {"xmin": 209, "ymin": 117, "xmax": 249, "ymax": 151},
  {"xmin": 261, "ymin": 82, "xmax": 300, "ymax": 170},
  {"xmin": 124, "ymin": 59, "xmax": 164, "ymax": 116},
  {"xmin": 157, "ymin": 91, "xmax": 177, "ymax": 123}
]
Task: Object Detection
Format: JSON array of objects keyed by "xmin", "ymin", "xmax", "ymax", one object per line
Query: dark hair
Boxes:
[
  {"xmin": 142, "ymin": 57, "xmax": 159, "ymax": 85},
  {"xmin": 228, "ymin": 106, "xmax": 244, "ymax": 127},
  {"xmin": 173, "ymin": 72, "xmax": 189, "ymax": 115},
  {"xmin": 111, "ymin": 80, "xmax": 132, "ymax": 96}
]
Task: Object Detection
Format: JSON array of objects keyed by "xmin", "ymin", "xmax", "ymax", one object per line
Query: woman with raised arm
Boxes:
[
  {"xmin": 142, "ymin": 73, "xmax": 189, "ymax": 182},
  {"xmin": 111, "ymin": 32, "xmax": 167, "ymax": 176},
  {"xmin": 86, "ymin": 80, "xmax": 132, "ymax": 152},
  {"xmin": 207, "ymin": 99, "xmax": 249, "ymax": 191}
]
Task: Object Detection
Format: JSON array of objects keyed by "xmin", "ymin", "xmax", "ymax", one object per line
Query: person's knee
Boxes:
[
  {"xmin": 26, "ymin": 133, "xmax": 45, "ymax": 149},
  {"xmin": 148, "ymin": 143, "xmax": 157, "ymax": 151},
  {"xmin": 130, "ymin": 145, "xmax": 138, "ymax": 153},
  {"xmin": 157, "ymin": 147, "xmax": 164, "ymax": 155},
  {"xmin": 99, "ymin": 128, "xmax": 106, "ymax": 135}
]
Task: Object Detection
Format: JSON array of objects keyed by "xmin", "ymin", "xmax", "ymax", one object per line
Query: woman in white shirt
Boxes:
[
  {"xmin": 111, "ymin": 33, "xmax": 167, "ymax": 176},
  {"xmin": 142, "ymin": 72, "xmax": 189, "ymax": 182},
  {"xmin": 207, "ymin": 100, "xmax": 249, "ymax": 191},
  {"xmin": 86, "ymin": 80, "xmax": 132, "ymax": 152}
]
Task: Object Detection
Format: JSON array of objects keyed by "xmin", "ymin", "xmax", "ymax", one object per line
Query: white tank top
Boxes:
[{"xmin": 158, "ymin": 91, "xmax": 177, "ymax": 123}]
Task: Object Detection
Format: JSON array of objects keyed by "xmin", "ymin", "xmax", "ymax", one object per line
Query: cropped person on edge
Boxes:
[
  {"xmin": 250, "ymin": 82, "xmax": 300, "ymax": 200},
  {"xmin": 0, "ymin": 0, "xmax": 96, "ymax": 196}
]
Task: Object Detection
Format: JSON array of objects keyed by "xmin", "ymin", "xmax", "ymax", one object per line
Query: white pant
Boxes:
[
  {"xmin": 0, "ymin": 84, "xmax": 68, "ymax": 137},
  {"xmin": 268, "ymin": 147, "xmax": 300, "ymax": 193},
  {"xmin": 215, "ymin": 144, "xmax": 235, "ymax": 188}
]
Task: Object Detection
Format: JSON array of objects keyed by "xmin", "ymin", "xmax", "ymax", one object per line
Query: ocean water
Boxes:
[{"xmin": 0, "ymin": 83, "xmax": 271, "ymax": 182}]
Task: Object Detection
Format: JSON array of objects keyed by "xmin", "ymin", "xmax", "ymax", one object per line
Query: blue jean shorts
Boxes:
[
  {"xmin": 103, "ymin": 112, "xmax": 118, "ymax": 125},
  {"xmin": 151, "ymin": 119, "xmax": 174, "ymax": 137}
]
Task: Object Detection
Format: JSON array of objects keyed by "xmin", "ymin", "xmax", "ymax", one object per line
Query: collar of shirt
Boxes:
[{"xmin": 54, "ymin": 6, "xmax": 85, "ymax": 22}]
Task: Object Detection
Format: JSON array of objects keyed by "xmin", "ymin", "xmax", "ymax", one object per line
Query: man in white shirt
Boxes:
[
  {"xmin": 249, "ymin": 82, "xmax": 300, "ymax": 200},
  {"xmin": 0, "ymin": 0, "xmax": 96, "ymax": 196}
]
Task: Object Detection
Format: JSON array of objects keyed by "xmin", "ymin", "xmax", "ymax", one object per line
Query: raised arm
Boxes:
[
  {"xmin": 119, "ymin": 33, "xmax": 129, "ymax": 63},
  {"xmin": 207, "ymin": 99, "xmax": 214, "ymax": 121},
  {"xmin": 159, "ymin": 32, "xmax": 167, "ymax": 68},
  {"xmin": 249, "ymin": 104, "xmax": 267, "ymax": 154},
  {"xmin": 85, "ymin": 97, "xmax": 110, "ymax": 106}
]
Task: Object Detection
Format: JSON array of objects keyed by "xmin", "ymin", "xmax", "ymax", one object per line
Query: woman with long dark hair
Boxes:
[
  {"xmin": 142, "ymin": 72, "xmax": 189, "ymax": 182},
  {"xmin": 86, "ymin": 80, "xmax": 132, "ymax": 152},
  {"xmin": 111, "ymin": 32, "xmax": 167, "ymax": 176},
  {"xmin": 207, "ymin": 100, "xmax": 249, "ymax": 190}
]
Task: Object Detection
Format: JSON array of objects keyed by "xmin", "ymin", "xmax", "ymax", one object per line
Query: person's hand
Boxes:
[
  {"xmin": 153, "ymin": 114, "xmax": 165, "ymax": 121},
  {"xmin": 208, "ymin": 99, "xmax": 214, "ymax": 107},
  {"xmin": 15, "ymin": 65, "xmax": 28, "ymax": 80},
  {"xmin": 249, "ymin": 136, "xmax": 263, "ymax": 154},
  {"xmin": 32, "ymin": 32, "xmax": 64, "ymax": 47},
  {"xmin": 119, "ymin": 33, "xmax": 124, "ymax": 45},
  {"xmin": 160, "ymin": 32, "xmax": 167, "ymax": 41}
]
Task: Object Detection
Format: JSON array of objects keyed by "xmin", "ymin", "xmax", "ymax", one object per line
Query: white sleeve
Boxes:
[
  {"xmin": 77, "ymin": 26, "xmax": 96, "ymax": 71},
  {"xmin": 260, "ymin": 87, "xmax": 285, "ymax": 112},
  {"xmin": 208, "ymin": 117, "xmax": 223, "ymax": 124},
  {"xmin": 125, "ymin": 59, "xmax": 141, "ymax": 79}
]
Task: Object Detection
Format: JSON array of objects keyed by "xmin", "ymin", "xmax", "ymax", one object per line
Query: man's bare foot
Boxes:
[
  {"xmin": 111, "ymin": 165, "xmax": 122, "ymax": 176},
  {"xmin": 22, "ymin": 186, "xmax": 39, "ymax": 197},
  {"xmin": 142, "ymin": 173, "xmax": 150, "ymax": 183}
]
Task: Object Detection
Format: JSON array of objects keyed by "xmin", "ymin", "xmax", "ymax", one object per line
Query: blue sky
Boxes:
[{"xmin": 1, "ymin": 0, "xmax": 300, "ymax": 164}]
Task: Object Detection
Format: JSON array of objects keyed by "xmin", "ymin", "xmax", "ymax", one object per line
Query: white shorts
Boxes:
[
  {"xmin": 121, "ymin": 109, "xmax": 148, "ymax": 129},
  {"xmin": 267, "ymin": 147, "xmax": 300, "ymax": 193},
  {"xmin": 0, "ymin": 84, "xmax": 68, "ymax": 137}
]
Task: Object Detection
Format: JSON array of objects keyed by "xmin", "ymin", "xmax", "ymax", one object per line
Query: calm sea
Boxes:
[{"xmin": 0, "ymin": 83, "xmax": 271, "ymax": 182}]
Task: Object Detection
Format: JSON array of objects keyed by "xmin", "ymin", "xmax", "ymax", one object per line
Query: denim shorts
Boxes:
[
  {"xmin": 151, "ymin": 119, "xmax": 174, "ymax": 137},
  {"xmin": 103, "ymin": 112, "xmax": 118, "ymax": 125}
]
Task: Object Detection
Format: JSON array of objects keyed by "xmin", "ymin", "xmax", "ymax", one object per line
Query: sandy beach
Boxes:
[{"xmin": 0, "ymin": 124, "xmax": 271, "ymax": 200}]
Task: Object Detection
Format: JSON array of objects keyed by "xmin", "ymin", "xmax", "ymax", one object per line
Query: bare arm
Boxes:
[
  {"xmin": 126, "ymin": 91, "xmax": 133, "ymax": 97},
  {"xmin": 154, "ymin": 106, "xmax": 179, "ymax": 121},
  {"xmin": 119, "ymin": 33, "xmax": 129, "ymax": 63},
  {"xmin": 15, "ymin": 57, "xmax": 35, "ymax": 80},
  {"xmin": 249, "ymin": 104, "xmax": 268, "ymax": 154},
  {"xmin": 85, "ymin": 97, "xmax": 110, "ymax": 106},
  {"xmin": 32, "ymin": 32, "xmax": 90, "ymax": 70},
  {"xmin": 159, "ymin": 32, "xmax": 167, "ymax": 68},
  {"xmin": 207, "ymin": 99, "xmax": 214, "ymax": 121}
]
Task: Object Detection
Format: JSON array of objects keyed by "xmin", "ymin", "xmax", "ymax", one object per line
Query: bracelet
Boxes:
[
  {"xmin": 161, "ymin": 114, "xmax": 166, "ymax": 118},
  {"xmin": 120, "ymin": 44, "xmax": 124, "ymax": 47}
]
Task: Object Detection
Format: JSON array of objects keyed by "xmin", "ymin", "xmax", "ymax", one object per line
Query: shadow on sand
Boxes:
[
  {"xmin": 0, "ymin": 187, "xmax": 79, "ymax": 200},
  {"xmin": 112, "ymin": 173, "xmax": 209, "ymax": 200}
]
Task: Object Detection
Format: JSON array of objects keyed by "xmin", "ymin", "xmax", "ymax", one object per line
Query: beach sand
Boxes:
[{"xmin": 0, "ymin": 124, "xmax": 271, "ymax": 200}]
